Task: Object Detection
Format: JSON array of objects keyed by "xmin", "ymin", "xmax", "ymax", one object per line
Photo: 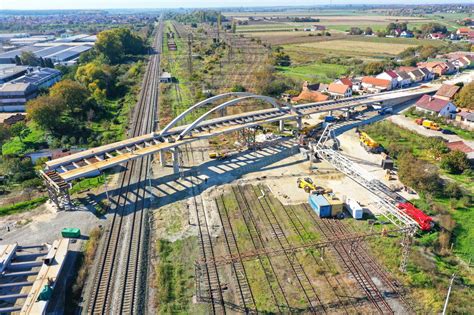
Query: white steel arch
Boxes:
[{"xmin": 177, "ymin": 94, "xmax": 287, "ymax": 140}]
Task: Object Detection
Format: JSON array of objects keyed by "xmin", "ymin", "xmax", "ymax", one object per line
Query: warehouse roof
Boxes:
[{"xmin": 12, "ymin": 67, "xmax": 61, "ymax": 85}]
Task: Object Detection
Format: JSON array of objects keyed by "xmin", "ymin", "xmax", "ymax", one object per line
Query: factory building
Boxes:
[
  {"xmin": 0, "ymin": 65, "xmax": 28, "ymax": 84},
  {"xmin": 0, "ymin": 83, "xmax": 38, "ymax": 111},
  {"xmin": 0, "ymin": 67, "xmax": 62, "ymax": 111},
  {"xmin": 0, "ymin": 44, "xmax": 94, "ymax": 64}
]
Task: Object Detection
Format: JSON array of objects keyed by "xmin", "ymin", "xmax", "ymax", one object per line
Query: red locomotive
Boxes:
[{"xmin": 397, "ymin": 202, "xmax": 433, "ymax": 231}]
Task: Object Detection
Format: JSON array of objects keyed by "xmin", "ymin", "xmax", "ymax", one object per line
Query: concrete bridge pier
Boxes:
[
  {"xmin": 172, "ymin": 149, "xmax": 180, "ymax": 174},
  {"xmin": 279, "ymin": 120, "xmax": 285, "ymax": 132},
  {"xmin": 296, "ymin": 116, "xmax": 303, "ymax": 130},
  {"xmin": 328, "ymin": 110, "xmax": 333, "ymax": 117},
  {"xmin": 159, "ymin": 150, "xmax": 166, "ymax": 167}
]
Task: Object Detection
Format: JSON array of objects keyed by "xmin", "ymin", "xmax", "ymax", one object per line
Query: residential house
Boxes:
[
  {"xmin": 418, "ymin": 61, "xmax": 448, "ymax": 77},
  {"xmin": 455, "ymin": 111, "xmax": 474, "ymax": 129},
  {"xmin": 445, "ymin": 61, "xmax": 457, "ymax": 74},
  {"xmin": 429, "ymin": 32, "xmax": 446, "ymax": 40},
  {"xmin": 394, "ymin": 70, "xmax": 412, "ymax": 88},
  {"xmin": 397, "ymin": 66, "xmax": 417, "ymax": 73},
  {"xmin": 419, "ymin": 67, "xmax": 435, "ymax": 81},
  {"xmin": 361, "ymin": 77, "xmax": 392, "ymax": 92},
  {"xmin": 445, "ymin": 141, "xmax": 474, "ymax": 161},
  {"xmin": 376, "ymin": 70, "xmax": 399, "ymax": 89},
  {"xmin": 435, "ymin": 84, "xmax": 460, "ymax": 101},
  {"xmin": 327, "ymin": 83, "xmax": 352, "ymax": 99},
  {"xmin": 334, "ymin": 77, "xmax": 353, "ymax": 88},
  {"xmin": 312, "ymin": 25, "xmax": 326, "ymax": 31},
  {"xmin": 292, "ymin": 81, "xmax": 330, "ymax": 103},
  {"xmin": 415, "ymin": 95, "xmax": 457, "ymax": 118},
  {"xmin": 456, "ymin": 27, "xmax": 471, "ymax": 38},
  {"xmin": 451, "ymin": 57, "xmax": 470, "ymax": 69},
  {"xmin": 407, "ymin": 69, "xmax": 425, "ymax": 83},
  {"xmin": 400, "ymin": 31, "xmax": 414, "ymax": 38}
]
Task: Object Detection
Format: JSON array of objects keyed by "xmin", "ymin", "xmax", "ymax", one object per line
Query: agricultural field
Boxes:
[{"xmin": 276, "ymin": 62, "xmax": 349, "ymax": 83}]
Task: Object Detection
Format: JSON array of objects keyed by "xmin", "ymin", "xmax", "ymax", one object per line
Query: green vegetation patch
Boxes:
[
  {"xmin": 1, "ymin": 126, "xmax": 45, "ymax": 156},
  {"xmin": 276, "ymin": 62, "xmax": 348, "ymax": 83},
  {"xmin": 70, "ymin": 174, "xmax": 107, "ymax": 195},
  {"xmin": 155, "ymin": 237, "xmax": 206, "ymax": 314},
  {"xmin": 0, "ymin": 196, "xmax": 47, "ymax": 216}
]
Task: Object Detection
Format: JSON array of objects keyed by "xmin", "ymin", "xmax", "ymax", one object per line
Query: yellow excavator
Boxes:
[
  {"xmin": 359, "ymin": 132, "xmax": 382, "ymax": 153},
  {"xmin": 297, "ymin": 178, "xmax": 316, "ymax": 193}
]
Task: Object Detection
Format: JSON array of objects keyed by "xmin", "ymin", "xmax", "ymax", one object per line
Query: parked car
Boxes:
[{"xmin": 441, "ymin": 129, "xmax": 456, "ymax": 135}]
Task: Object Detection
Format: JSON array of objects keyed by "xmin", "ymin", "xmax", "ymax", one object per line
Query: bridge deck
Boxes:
[{"xmin": 44, "ymin": 85, "xmax": 438, "ymax": 183}]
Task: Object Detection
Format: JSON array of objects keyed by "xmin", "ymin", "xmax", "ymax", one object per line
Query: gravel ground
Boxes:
[{"xmin": 0, "ymin": 201, "xmax": 106, "ymax": 246}]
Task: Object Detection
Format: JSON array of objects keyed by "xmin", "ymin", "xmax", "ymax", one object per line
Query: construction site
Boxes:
[{"xmin": 1, "ymin": 15, "xmax": 472, "ymax": 315}]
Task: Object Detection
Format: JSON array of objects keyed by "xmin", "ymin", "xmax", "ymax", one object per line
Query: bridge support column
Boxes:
[
  {"xmin": 328, "ymin": 110, "xmax": 333, "ymax": 117},
  {"xmin": 279, "ymin": 120, "xmax": 284, "ymax": 132},
  {"xmin": 159, "ymin": 150, "xmax": 166, "ymax": 167},
  {"xmin": 296, "ymin": 116, "xmax": 303, "ymax": 130},
  {"xmin": 172, "ymin": 149, "xmax": 180, "ymax": 174}
]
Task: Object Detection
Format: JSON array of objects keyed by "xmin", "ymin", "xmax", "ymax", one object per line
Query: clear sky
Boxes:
[{"xmin": 0, "ymin": 0, "xmax": 470, "ymax": 10}]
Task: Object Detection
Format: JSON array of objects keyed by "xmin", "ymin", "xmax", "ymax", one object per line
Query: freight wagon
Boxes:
[{"xmin": 309, "ymin": 194, "xmax": 331, "ymax": 218}]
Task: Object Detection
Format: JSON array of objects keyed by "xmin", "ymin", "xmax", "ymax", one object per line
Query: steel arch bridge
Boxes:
[{"xmin": 40, "ymin": 86, "xmax": 436, "ymax": 209}]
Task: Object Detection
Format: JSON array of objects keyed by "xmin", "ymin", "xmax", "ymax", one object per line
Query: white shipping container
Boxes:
[{"xmin": 345, "ymin": 198, "xmax": 363, "ymax": 219}]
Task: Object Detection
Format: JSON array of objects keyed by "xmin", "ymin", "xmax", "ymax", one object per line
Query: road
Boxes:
[{"xmin": 388, "ymin": 111, "xmax": 474, "ymax": 149}]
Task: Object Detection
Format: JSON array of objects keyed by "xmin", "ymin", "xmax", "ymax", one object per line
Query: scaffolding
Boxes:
[{"xmin": 39, "ymin": 170, "xmax": 72, "ymax": 210}]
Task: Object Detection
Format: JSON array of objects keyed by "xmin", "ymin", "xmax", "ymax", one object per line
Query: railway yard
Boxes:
[{"xmin": 0, "ymin": 9, "xmax": 473, "ymax": 315}]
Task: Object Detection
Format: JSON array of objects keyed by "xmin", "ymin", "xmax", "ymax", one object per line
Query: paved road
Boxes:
[{"xmin": 388, "ymin": 112, "xmax": 474, "ymax": 149}]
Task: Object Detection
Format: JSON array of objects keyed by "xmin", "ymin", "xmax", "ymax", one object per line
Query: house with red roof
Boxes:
[
  {"xmin": 361, "ymin": 77, "xmax": 392, "ymax": 92},
  {"xmin": 292, "ymin": 81, "xmax": 330, "ymax": 103},
  {"xmin": 376, "ymin": 70, "xmax": 399, "ymax": 89},
  {"xmin": 327, "ymin": 82, "xmax": 352, "ymax": 99},
  {"xmin": 456, "ymin": 27, "xmax": 470, "ymax": 38},
  {"xmin": 415, "ymin": 95, "xmax": 457, "ymax": 118},
  {"xmin": 334, "ymin": 77, "xmax": 353, "ymax": 87}
]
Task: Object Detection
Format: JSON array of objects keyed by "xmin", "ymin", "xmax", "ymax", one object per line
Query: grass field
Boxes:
[
  {"xmin": 276, "ymin": 62, "xmax": 349, "ymax": 83},
  {"xmin": 280, "ymin": 35, "xmax": 448, "ymax": 63}
]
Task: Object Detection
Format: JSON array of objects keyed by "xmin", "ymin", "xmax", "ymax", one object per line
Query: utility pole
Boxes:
[
  {"xmin": 187, "ymin": 33, "xmax": 193, "ymax": 76},
  {"xmin": 442, "ymin": 274, "xmax": 456, "ymax": 315},
  {"xmin": 399, "ymin": 227, "xmax": 416, "ymax": 273}
]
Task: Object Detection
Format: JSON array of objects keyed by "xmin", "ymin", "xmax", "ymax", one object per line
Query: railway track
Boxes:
[
  {"xmin": 303, "ymin": 204, "xmax": 400, "ymax": 314},
  {"xmin": 250, "ymin": 185, "xmax": 325, "ymax": 314},
  {"xmin": 232, "ymin": 185, "xmax": 291, "ymax": 313},
  {"xmin": 262, "ymin": 190, "xmax": 358, "ymax": 314},
  {"xmin": 215, "ymin": 195, "xmax": 257, "ymax": 313},
  {"xmin": 86, "ymin": 20, "xmax": 164, "ymax": 314}
]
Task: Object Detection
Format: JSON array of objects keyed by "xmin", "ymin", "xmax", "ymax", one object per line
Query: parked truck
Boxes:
[
  {"xmin": 415, "ymin": 118, "xmax": 440, "ymax": 131},
  {"xmin": 422, "ymin": 120, "xmax": 440, "ymax": 131}
]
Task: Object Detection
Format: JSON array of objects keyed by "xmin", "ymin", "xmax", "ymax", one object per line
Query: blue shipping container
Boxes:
[{"xmin": 308, "ymin": 194, "xmax": 332, "ymax": 218}]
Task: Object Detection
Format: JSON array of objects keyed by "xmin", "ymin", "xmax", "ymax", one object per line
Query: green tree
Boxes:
[
  {"xmin": 455, "ymin": 81, "xmax": 474, "ymax": 109},
  {"xmin": 232, "ymin": 21, "xmax": 236, "ymax": 33},
  {"xmin": 363, "ymin": 62, "xmax": 385, "ymax": 75},
  {"xmin": 398, "ymin": 152, "xmax": 443, "ymax": 195},
  {"xmin": 0, "ymin": 124, "xmax": 11, "ymax": 144},
  {"xmin": 49, "ymin": 79, "xmax": 90, "ymax": 113},
  {"xmin": 95, "ymin": 30, "xmax": 123, "ymax": 64},
  {"xmin": 9, "ymin": 122, "xmax": 30, "ymax": 143},
  {"xmin": 20, "ymin": 51, "xmax": 40, "ymax": 66},
  {"xmin": 440, "ymin": 150, "xmax": 470, "ymax": 174},
  {"xmin": 75, "ymin": 62, "xmax": 113, "ymax": 100},
  {"xmin": 26, "ymin": 95, "xmax": 66, "ymax": 133}
]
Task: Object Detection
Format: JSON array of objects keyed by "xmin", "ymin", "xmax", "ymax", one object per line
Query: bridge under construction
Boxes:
[{"xmin": 40, "ymin": 85, "xmax": 436, "ymax": 225}]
